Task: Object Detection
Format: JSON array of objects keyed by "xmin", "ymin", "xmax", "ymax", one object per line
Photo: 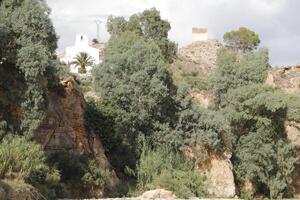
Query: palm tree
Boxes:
[{"xmin": 71, "ymin": 52, "xmax": 94, "ymax": 73}]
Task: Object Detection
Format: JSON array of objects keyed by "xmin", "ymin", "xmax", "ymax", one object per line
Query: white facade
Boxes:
[
  {"xmin": 192, "ymin": 28, "xmax": 208, "ymax": 42},
  {"xmin": 60, "ymin": 34, "xmax": 100, "ymax": 74}
]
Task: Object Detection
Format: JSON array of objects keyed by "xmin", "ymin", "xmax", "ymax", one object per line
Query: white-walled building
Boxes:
[
  {"xmin": 192, "ymin": 28, "xmax": 208, "ymax": 42},
  {"xmin": 60, "ymin": 34, "xmax": 100, "ymax": 74}
]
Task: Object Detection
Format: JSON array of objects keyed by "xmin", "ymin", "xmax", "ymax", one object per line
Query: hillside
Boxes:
[
  {"xmin": 173, "ymin": 40, "xmax": 300, "ymax": 198},
  {"xmin": 171, "ymin": 39, "xmax": 222, "ymax": 92}
]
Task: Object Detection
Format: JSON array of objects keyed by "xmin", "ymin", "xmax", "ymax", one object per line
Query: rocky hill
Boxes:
[
  {"xmin": 266, "ymin": 65, "xmax": 300, "ymax": 95},
  {"xmin": 178, "ymin": 39, "xmax": 223, "ymax": 74},
  {"xmin": 174, "ymin": 40, "xmax": 300, "ymax": 198},
  {"xmin": 171, "ymin": 39, "xmax": 222, "ymax": 93}
]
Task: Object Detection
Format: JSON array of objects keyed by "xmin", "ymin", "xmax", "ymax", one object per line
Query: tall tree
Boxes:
[
  {"xmin": 209, "ymin": 47, "xmax": 269, "ymax": 107},
  {"xmin": 223, "ymin": 84, "xmax": 296, "ymax": 199},
  {"xmin": 0, "ymin": 0, "xmax": 59, "ymax": 137},
  {"xmin": 105, "ymin": 8, "xmax": 177, "ymax": 63},
  {"xmin": 223, "ymin": 27, "xmax": 260, "ymax": 52}
]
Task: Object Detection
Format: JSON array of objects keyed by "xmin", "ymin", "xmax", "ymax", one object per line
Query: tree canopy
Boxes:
[
  {"xmin": 0, "ymin": 0, "xmax": 59, "ymax": 137},
  {"xmin": 223, "ymin": 27, "xmax": 261, "ymax": 52},
  {"xmin": 209, "ymin": 47, "xmax": 269, "ymax": 107},
  {"xmin": 106, "ymin": 8, "xmax": 177, "ymax": 63}
]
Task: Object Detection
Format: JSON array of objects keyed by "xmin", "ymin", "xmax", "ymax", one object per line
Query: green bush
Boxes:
[
  {"xmin": 135, "ymin": 146, "xmax": 207, "ymax": 198},
  {"xmin": 0, "ymin": 136, "xmax": 60, "ymax": 199},
  {"xmin": 82, "ymin": 159, "xmax": 111, "ymax": 192},
  {"xmin": 0, "ymin": 136, "xmax": 54, "ymax": 180}
]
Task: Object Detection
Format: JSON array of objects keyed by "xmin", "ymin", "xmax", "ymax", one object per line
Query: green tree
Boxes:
[
  {"xmin": 223, "ymin": 27, "xmax": 260, "ymax": 52},
  {"xmin": 105, "ymin": 8, "xmax": 177, "ymax": 63},
  {"xmin": 223, "ymin": 84, "xmax": 296, "ymax": 199},
  {"xmin": 71, "ymin": 52, "xmax": 94, "ymax": 73},
  {"xmin": 93, "ymin": 32, "xmax": 177, "ymax": 164},
  {"xmin": 107, "ymin": 15, "xmax": 128, "ymax": 37},
  {"xmin": 209, "ymin": 47, "xmax": 269, "ymax": 107},
  {"xmin": 0, "ymin": 0, "xmax": 59, "ymax": 137},
  {"xmin": 92, "ymin": 38, "xmax": 99, "ymax": 44}
]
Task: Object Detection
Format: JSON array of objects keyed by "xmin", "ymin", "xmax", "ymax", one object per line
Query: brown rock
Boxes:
[
  {"xmin": 184, "ymin": 146, "xmax": 236, "ymax": 198},
  {"xmin": 266, "ymin": 66, "xmax": 300, "ymax": 95},
  {"xmin": 140, "ymin": 189, "xmax": 176, "ymax": 199},
  {"xmin": 34, "ymin": 77, "xmax": 119, "ymax": 194},
  {"xmin": 178, "ymin": 39, "xmax": 223, "ymax": 74}
]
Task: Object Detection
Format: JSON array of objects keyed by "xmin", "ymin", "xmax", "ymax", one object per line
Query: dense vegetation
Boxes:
[
  {"xmin": 0, "ymin": 0, "xmax": 299, "ymax": 199},
  {"xmin": 107, "ymin": 8, "xmax": 177, "ymax": 63},
  {"xmin": 0, "ymin": 0, "xmax": 59, "ymax": 138},
  {"xmin": 209, "ymin": 43, "xmax": 299, "ymax": 198}
]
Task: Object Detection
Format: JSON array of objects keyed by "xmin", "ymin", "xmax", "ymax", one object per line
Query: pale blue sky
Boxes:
[{"xmin": 47, "ymin": 0, "xmax": 300, "ymax": 66}]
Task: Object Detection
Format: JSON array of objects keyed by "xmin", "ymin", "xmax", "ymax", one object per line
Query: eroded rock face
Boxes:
[
  {"xmin": 285, "ymin": 121, "xmax": 300, "ymax": 198},
  {"xmin": 266, "ymin": 65, "xmax": 300, "ymax": 95},
  {"xmin": 184, "ymin": 146, "xmax": 236, "ymax": 198},
  {"xmin": 34, "ymin": 77, "xmax": 118, "ymax": 194},
  {"xmin": 178, "ymin": 39, "xmax": 223, "ymax": 74}
]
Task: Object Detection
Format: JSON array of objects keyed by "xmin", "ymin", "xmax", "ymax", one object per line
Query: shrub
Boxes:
[
  {"xmin": 81, "ymin": 159, "xmax": 111, "ymax": 192},
  {"xmin": 135, "ymin": 145, "xmax": 207, "ymax": 198},
  {"xmin": 0, "ymin": 136, "xmax": 52, "ymax": 180}
]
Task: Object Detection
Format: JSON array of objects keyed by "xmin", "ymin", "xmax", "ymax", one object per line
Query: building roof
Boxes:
[{"xmin": 192, "ymin": 27, "xmax": 208, "ymax": 34}]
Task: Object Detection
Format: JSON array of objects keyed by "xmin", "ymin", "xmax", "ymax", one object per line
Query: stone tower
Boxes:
[{"xmin": 192, "ymin": 27, "xmax": 208, "ymax": 42}]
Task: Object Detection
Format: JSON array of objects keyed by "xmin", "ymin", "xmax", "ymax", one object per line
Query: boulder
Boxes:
[
  {"xmin": 140, "ymin": 189, "xmax": 176, "ymax": 199},
  {"xmin": 34, "ymin": 77, "xmax": 119, "ymax": 195},
  {"xmin": 184, "ymin": 146, "xmax": 236, "ymax": 198}
]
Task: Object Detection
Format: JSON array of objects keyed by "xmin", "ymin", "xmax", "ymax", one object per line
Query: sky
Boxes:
[{"xmin": 46, "ymin": 0, "xmax": 300, "ymax": 67}]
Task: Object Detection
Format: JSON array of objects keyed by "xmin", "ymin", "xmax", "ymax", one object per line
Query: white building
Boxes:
[
  {"xmin": 192, "ymin": 28, "xmax": 208, "ymax": 42},
  {"xmin": 60, "ymin": 34, "xmax": 100, "ymax": 74}
]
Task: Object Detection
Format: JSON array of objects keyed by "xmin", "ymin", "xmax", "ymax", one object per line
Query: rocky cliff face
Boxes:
[
  {"xmin": 266, "ymin": 65, "xmax": 300, "ymax": 95},
  {"xmin": 184, "ymin": 146, "xmax": 236, "ymax": 198},
  {"xmin": 34, "ymin": 77, "xmax": 119, "ymax": 195},
  {"xmin": 177, "ymin": 39, "xmax": 300, "ymax": 197},
  {"xmin": 178, "ymin": 39, "xmax": 222, "ymax": 74}
]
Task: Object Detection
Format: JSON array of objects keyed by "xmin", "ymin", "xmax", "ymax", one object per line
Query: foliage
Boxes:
[
  {"xmin": 223, "ymin": 27, "xmax": 260, "ymax": 52},
  {"xmin": 107, "ymin": 16, "xmax": 128, "ymax": 36},
  {"xmin": 209, "ymin": 47, "xmax": 269, "ymax": 107},
  {"xmin": 92, "ymin": 38, "xmax": 100, "ymax": 44},
  {"xmin": 71, "ymin": 52, "xmax": 94, "ymax": 73},
  {"xmin": 81, "ymin": 159, "xmax": 111, "ymax": 193},
  {"xmin": 93, "ymin": 32, "xmax": 177, "ymax": 158},
  {"xmin": 0, "ymin": 135, "xmax": 60, "ymax": 194},
  {"xmin": 0, "ymin": 0, "xmax": 59, "ymax": 138},
  {"xmin": 222, "ymin": 84, "xmax": 296, "ymax": 199},
  {"xmin": 46, "ymin": 152, "xmax": 111, "ymax": 198},
  {"xmin": 154, "ymin": 86, "xmax": 225, "ymax": 152},
  {"xmin": 92, "ymin": 31, "xmax": 225, "ymax": 177},
  {"xmin": 171, "ymin": 61, "xmax": 209, "ymax": 91},
  {"xmin": 106, "ymin": 8, "xmax": 177, "ymax": 63},
  {"xmin": 135, "ymin": 145, "xmax": 207, "ymax": 198}
]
